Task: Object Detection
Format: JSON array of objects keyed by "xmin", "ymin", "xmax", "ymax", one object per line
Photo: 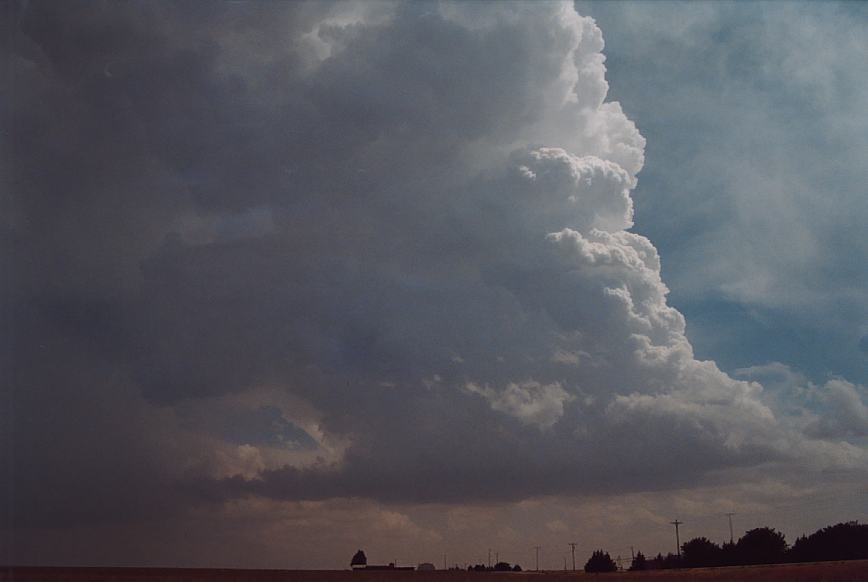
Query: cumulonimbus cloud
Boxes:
[{"xmin": 4, "ymin": 0, "xmax": 867, "ymax": 535}]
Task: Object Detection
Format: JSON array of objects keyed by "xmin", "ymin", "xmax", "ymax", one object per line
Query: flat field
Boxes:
[{"xmin": 5, "ymin": 561, "xmax": 868, "ymax": 582}]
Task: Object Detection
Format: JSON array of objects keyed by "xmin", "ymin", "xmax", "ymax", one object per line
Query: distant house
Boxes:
[
  {"xmin": 362, "ymin": 563, "xmax": 414, "ymax": 571},
  {"xmin": 417, "ymin": 563, "xmax": 436, "ymax": 571},
  {"xmin": 350, "ymin": 551, "xmax": 413, "ymax": 572}
]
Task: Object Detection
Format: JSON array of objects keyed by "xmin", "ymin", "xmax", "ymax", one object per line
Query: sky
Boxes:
[{"xmin": 2, "ymin": 0, "xmax": 867, "ymax": 571}]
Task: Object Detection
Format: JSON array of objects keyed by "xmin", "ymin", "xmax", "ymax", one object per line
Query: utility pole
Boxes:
[
  {"xmin": 630, "ymin": 546, "xmax": 635, "ymax": 560},
  {"xmin": 568, "ymin": 542, "xmax": 577, "ymax": 571},
  {"xmin": 725, "ymin": 513, "xmax": 736, "ymax": 544},
  {"xmin": 488, "ymin": 549, "xmax": 491, "ymax": 569},
  {"xmin": 534, "ymin": 546, "xmax": 541, "ymax": 571},
  {"xmin": 670, "ymin": 520, "xmax": 683, "ymax": 557},
  {"xmin": 443, "ymin": 553, "xmax": 447, "ymax": 570},
  {"xmin": 496, "ymin": 551, "xmax": 499, "ymax": 565}
]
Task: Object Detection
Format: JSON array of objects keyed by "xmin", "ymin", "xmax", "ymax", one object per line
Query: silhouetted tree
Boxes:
[
  {"xmin": 735, "ymin": 527, "xmax": 787, "ymax": 565},
  {"xmin": 629, "ymin": 551, "xmax": 647, "ymax": 571},
  {"xmin": 351, "ymin": 550, "xmax": 367, "ymax": 568},
  {"xmin": 681, "ymin": 537, "xmax": 722, "ymax": 567},
  {"xmin": 788, "ymin": 522, "xmax": 868, "ymax": 563},
  {"xmin": 584, "ymin": 550, "xmax": 617, "ymax": 573},
  {"xmin": 719, "ymin": 541, "xmax": 737, "ymax": 566},
  {"xmin": 493, "ymin": 562, "xmax": 512, "ymax": 571},
  {"xmin": 512, "ymin": 564, "xmax": 522, "ymax": 572},
  {"xmin": 660, "ymin": 552, "xmax": 682, "ymax": 569},
  {"xmin": 644, "ymin": 553, "xmax": 663, "ymax": 570}
]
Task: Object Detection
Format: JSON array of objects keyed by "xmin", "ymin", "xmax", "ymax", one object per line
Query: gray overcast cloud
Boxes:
[{"xmin": 3, "ymin": 0, "xmax": 867, "ymax": 569}]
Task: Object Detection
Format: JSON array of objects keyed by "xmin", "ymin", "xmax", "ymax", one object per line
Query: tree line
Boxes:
[{"xmin": 584, "ymin": 521, "xmax": 868, "ymax": 572}]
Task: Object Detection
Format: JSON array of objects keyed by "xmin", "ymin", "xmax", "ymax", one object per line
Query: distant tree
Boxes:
[
  {"xmin": 350, "ymin": 550, "xmax": 367, "ymax": 568},
  {"xmin": 493, "ymin": 562, "xmax": 512, "ymax": 571},
  {"xmin": 660, "ymin": 552, "xmax": 682, "ymax": 569},
  {"xmin": 735, "ymin": 527, "xmax": 787, "ymax": 565},
  {"xmin": 720, "ymin": 541, "xmax": 737, "ymax": 566},
  {"xmin": 629, "ymin": 551, "xmax": 647, "ymax": 571},
  {"xmin": 584, "ymin": 550, "xmax": 617, "ymax": 573},
  {"xmin": 789, "ymin": 535, "xmax": 808, "ymax": 561},
  {"xmin": 512, "ymin": 564, "xmax": 522, "ymax": 572},
  {"xmin": 645, "ymin": 553, "xmax": 665, "ymax": 570},
  {"xmin": 681, "ymin": 537, "xmax": 722, "ymax": 568},
  {"xmin": 788, "ymin": 522, "xmax": 868, "ymax": 563}
]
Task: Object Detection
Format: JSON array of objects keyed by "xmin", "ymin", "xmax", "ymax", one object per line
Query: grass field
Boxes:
[{"xmin": 5, "ymin": 561, "xmax": 868, "ymax": 582}]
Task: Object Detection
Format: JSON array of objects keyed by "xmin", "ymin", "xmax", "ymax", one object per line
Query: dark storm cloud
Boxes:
[
  {"xmin": 3, "ymin": 0, "xmax": 865, "ymax": 547},
  {"xmin": 2, "ymin": 0, "xmax": 331, "ymax": 529}
]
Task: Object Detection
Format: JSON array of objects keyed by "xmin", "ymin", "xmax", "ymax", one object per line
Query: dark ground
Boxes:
[{"xmin": 4, "ymin": 561, "xmax": 868, "ymax": 582}]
